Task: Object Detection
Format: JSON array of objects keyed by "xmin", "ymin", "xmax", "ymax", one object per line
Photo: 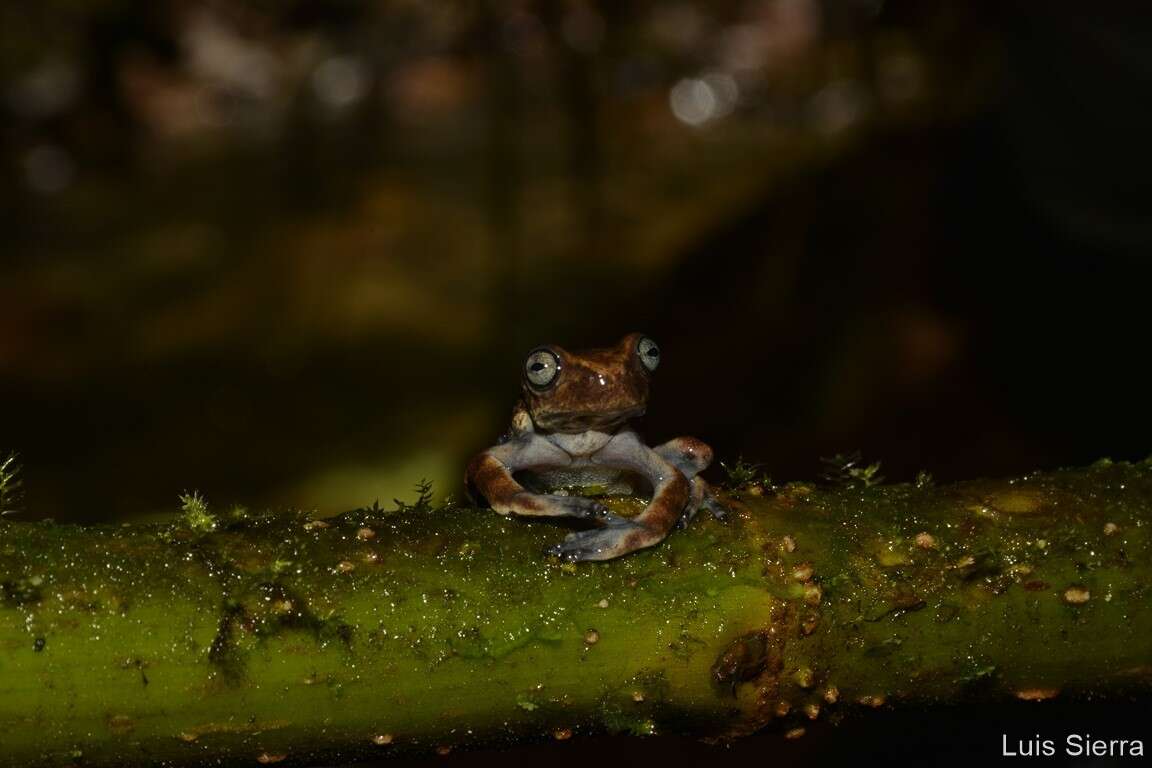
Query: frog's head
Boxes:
[{"xmin": 521, "ymin": 332, "xmax": 660, "ymax": 434}]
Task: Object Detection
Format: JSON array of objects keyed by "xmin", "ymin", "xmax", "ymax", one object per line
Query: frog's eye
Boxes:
[
  {"xmin": 524, "ymin": 348, "xmax": 561, "ymax": 389},
  {"xmin": 636, "ymin": 336, "xmax": 660, "ymax": 373}
]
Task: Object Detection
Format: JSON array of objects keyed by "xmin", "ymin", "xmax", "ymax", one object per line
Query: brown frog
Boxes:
[{"xmin": 465, "ymin": 332, "xmax": 725, "ymax": 561}]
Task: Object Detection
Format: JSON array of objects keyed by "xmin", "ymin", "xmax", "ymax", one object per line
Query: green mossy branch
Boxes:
[{"xmin": 1, "ymin": 460, "xmax": 1151, "ymax": 767}]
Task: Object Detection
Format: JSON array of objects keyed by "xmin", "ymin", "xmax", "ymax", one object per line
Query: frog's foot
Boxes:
[
  {"xmin": 546, "ymin": 517, "xmax": 658, "ymax": 562},
  {"xmin": 700, "ymin": 478, "xmax": 728, "ymax": 520},
  {"xmin": 501, "ymin": 491, "xmax": 609, "ymax": 520},
  {"xmin": 677, "ymin": 476, "xmax": 729, "ymax": 528}
]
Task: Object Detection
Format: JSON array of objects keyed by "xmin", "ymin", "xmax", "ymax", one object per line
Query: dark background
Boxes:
[{"xmin": 1, "ymin": 1, "xmax": 1149, "ymax": 765}]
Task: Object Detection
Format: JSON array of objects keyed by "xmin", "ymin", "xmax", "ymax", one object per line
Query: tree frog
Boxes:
[{"xmin": 465, "ymin": 332, "xmax": 725, "ymax": 561}]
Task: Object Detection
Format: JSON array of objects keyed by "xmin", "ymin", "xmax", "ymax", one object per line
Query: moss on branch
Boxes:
[{"xmin": 0, "ymin": 460, "xmax": 1150, "ymax": 766}]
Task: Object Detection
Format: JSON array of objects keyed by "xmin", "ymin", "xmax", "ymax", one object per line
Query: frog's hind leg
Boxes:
[
  {"xmin": 653, "ymin": 437, "xmax": 727, "ymax": 526},
  {"xmin": 465, "ymin": 436, "xmax": 610, "ymax": 520},
  {"xmin": 548, "ymin": 431, "xmax": 690, "ymax": 561}
]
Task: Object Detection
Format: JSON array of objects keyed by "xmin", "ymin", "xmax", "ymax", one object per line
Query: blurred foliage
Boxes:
[{"xmin": 0, "ymin": 1, "xmax": 998, "ymax": 522}]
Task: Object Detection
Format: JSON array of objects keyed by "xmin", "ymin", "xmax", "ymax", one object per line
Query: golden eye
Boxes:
[
  {"xmin": 524, "ymin": 348, "xmax": 561, "ymax": 389},
  {"xmin": 636, "ymin": 336, "xmax": 660, "ymax": 373}
]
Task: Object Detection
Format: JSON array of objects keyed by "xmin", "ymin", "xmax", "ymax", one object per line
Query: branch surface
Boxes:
[{"xmin": 1, "ymin": 461, "xmax": 1150, "ymax": 766}]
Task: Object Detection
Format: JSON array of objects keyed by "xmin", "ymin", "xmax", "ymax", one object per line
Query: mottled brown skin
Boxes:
[
  {"xmin": 520, "ymin": 339, "xmax": 649, "ymax": 433},
  {"xmin": 465, "ymin": 333, "xmax": 725, "ymax": 561}
]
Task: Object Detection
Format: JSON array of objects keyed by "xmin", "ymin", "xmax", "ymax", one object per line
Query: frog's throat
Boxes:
[{"xmin": 532, "ymin": 406, "xmax": 645, "ymax": 434}]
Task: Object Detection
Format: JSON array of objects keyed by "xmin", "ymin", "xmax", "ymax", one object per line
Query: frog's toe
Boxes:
[
  {"xmin": 676, "ymin": 503, "xmax": 699, "ymax": 529},
  {"xmin": 548, "ymin": 519, "xmax": 643, "ymax": 562},
  {"xmin": 547, "ymin": 494, "xmax": 609, "ymax": 520},
  {"xmin": 704, "ymin": 494, "xmax": 729, "ymax": 520}
]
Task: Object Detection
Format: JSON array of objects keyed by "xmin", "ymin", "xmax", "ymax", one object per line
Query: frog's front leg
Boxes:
[
  {"xmin": 653, "ymin": 437, "xmax": 727, "ymax": 526},
  {"xmin": 465, "ymin": 436, "xmax": 609, "ymax": 520},
  {"xmin": 547, "ymin": 430, "xmax": 690, "ymax": 561}
]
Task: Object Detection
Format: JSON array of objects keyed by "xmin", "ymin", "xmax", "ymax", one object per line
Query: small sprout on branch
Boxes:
[
  {"xmin": 179, "ymin": 491, "xmax": 216, "ymax": 533},
  {"xmin": 227, "ymin": 504, "xmax": 250, "ymax": 524},
  {"xmin": 720, "ymin": 457, "xmax": 771, "ymax": 496},
  {"xmin": 821, "ymin": 451, "xmax": 884, "ymax": 488},
  {"xmin": 392, "ymin": 479, "xmax": 435, "ymax": 514},
  {"xmin": 1, "ymin": 452, "xmax": 23, "ymax": 516}
]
